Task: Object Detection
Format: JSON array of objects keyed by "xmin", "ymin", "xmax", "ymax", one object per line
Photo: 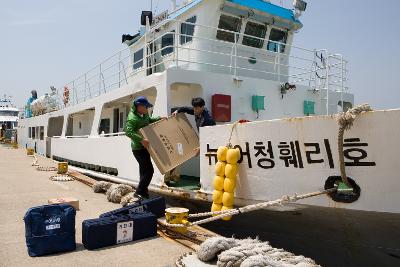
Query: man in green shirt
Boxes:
[{"xmin": 124, "ymin": 96, "xmax": 162, "ymax": 199}]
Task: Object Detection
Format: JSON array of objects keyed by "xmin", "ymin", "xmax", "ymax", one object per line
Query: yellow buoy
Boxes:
[
  {"xmin": 213, "ymin": 175, "xmax": 225, "ymax": 191},
  {"xmin": 215, "ymin": 161, "xmax": 226, "ymax": 176},
  {"xmin": 221, "ymin": 206, "xmax": 233, "ymax": 221},
  {"xmin": 224, "ymin": 163, "xmax": 238, "ymax": 179},
  {"xmin": 217, "ymin": 146, "xmax": 228, "ymax": 162},
  {"xmin": 223, "ymin": 177, "xmax": 236, "ymax": 193},
  {"xmin": 226, "ymin": 148, "xmax": 240, "ymax": 164},
  {"xmin": 222, "ymin": 192, "xmax": 235, "ymax": 207},
  {"xmin": 212, "ymin": 190, "xmax": 223, "ymax": 204}
]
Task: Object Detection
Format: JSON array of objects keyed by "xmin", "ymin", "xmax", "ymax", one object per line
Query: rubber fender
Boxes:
[
  {"xmin": 226, "ymin": 148, "xmax": 240, "ymax": 164},
  {"xmin": 222, "ymin": 192, "xmax": 234, "ymax": 207},
  {"xmin": 224, "ymin": 177, "xmax": 236, "ymax": 193},
  {"xmin": 217, "ymin": 146, "xmax": 228, "ymax": 162},
  {"xmin": 215, "ymin": 161, "xmax": 226, "ymax": 176},
  {"xmin": 211, "ymin": 203, "xmax": 222, "ymax": 216},
  {"xmin": 213, "ymin": 176, "xmax": 225, "ymax": 191},
  {"xmin": 224, "ymin": 164, "xmax": 238, "ymax": 179},
  {"xmin": 212, "ymin": 190, "xmax": 223, "ymax": 204}
]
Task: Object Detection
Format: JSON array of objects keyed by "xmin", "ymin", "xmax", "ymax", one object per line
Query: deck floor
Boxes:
[{"xmin": 0, "ymin": 145, "xmax": 190, "ymax": 267}]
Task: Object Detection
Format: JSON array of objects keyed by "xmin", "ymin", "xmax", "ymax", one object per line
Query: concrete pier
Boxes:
[{"xmin": 0, "ymin": 145, "xmax": 189, "ymax": 267}]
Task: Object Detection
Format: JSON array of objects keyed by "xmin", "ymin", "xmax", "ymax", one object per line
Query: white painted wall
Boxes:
[{"xmin": 200, "ymin": 109, "xmax": 400, "ymax": 213}]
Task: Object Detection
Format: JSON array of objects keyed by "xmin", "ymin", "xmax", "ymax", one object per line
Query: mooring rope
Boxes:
[
  {"xmin": 336, "ymin": 104, "xmax": 372, "ymax": 186},
  {"xmin": 164, "ymin": 189, "xmax": 336, "ymax": 228}
]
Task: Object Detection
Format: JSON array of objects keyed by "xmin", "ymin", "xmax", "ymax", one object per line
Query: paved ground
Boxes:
[{"xmin": 0, "ymin": 145, "xmax": 190, "ymax": 267}]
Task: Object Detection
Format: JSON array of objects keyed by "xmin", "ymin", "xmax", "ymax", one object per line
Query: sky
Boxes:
[{"xmin": 0, "ymin": 0, "xmax": 399, "ymax": 109}]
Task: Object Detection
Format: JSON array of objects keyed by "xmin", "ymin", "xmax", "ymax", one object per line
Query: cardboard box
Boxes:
[
  {"xmin": 139, "ymin": 113, "xmax": 199, "ymax": 174},
  {"xmin": 48, "ymin": 197, "xmax": 80, "ymax": 210}
]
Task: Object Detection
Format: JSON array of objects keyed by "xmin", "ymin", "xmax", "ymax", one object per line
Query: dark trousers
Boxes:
[{"xmin": 132, "ymin": 149, "xmax": 154, "ymax": 196}]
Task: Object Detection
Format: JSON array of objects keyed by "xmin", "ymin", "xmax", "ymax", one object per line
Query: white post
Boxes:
[
  {"xmin": 100, "ymin": 64, "xmax": 103, "ymax": 95},
  {"xmin": 277, "ymin": 44, "xmax": 281, "ymax": 83},
  {"xmin": 341, "ymin": 55, "xmax": 344, "ymax": 112},
  {"xmin": 326, "ymin": 53, "xmax": 329, "ymax": 115},
  {"xmin": 234, "ymin": 32, "xmax": 237, "ymax": 78},
  {"xmin": 175, "ymin": 24, "xmax": 179, "ymax": 67}
]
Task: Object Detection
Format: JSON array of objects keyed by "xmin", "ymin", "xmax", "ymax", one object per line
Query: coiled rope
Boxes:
[
  {"xmin": 336, "ymin": 104, "xmax": 372, "ymax": 186},
  {"xmin": 195, "ymin": 237, "xmax": 319, "ymax": 267}
]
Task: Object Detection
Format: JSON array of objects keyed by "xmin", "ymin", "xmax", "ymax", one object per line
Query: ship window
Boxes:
[
  {"xmin": 180, "ymin": 16, "xmax": 197, "ymax": 45},
  {"xmin": 242, "ymin": 22, "xmax": 267, "ymax": 48},
  {"xmin": 162, "ymin": 31, "xmax": 175, "ymax": 56},
  {"xmin": 99, "ymin": 118, "xmax": 110, "ymax": 134},
  {"xmin": 28, "ymin": 127, "xmax": 32, "ymax": 138},
  {"xmin": 31, "ymin": 127, "xmax": 36, "ymax": 139},
  {"xmin": 216, "ymin": 14, "xmax": 242, "ymax": 43},
  {"xmin": 40, "ymin": 126, "xmax": 44, "ymax": 140},
  {"xmin": 267, "ymin": 29, "xmax": 287, "ymax": 53},
  {"xmin": 133, "ymin": 49, "xmax": 144, "ymax": 69}
]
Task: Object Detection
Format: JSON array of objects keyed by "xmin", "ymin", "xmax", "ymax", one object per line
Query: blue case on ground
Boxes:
[
  {"xmin": 82, "ymin": 212, "xmax": 157, "ymax": 250},
  {"xmin": 23, "ymin": 204, "xmax": 76, "ymax": 257},
  {"xmin": 99, "ymin": 196, "xmax": 166, "ymax": 218}
]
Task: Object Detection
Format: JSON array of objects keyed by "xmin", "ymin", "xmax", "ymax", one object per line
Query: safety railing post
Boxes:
[
  {"xmin": 84, "ymin": 74, "xmax": 87, "ymax": 101},
  {"xmin": 326, "ymin": 51, "xmax": 330, "ymax": 115},
  {"xmin": 234, "ymin": 32, "xmax": 237, "ymax": 78},
  {"xmin": 99, "ymin": 64, "xmax": 102, "ymax": 96},
  {"xmin": 175, "ymin": 24, "xmax": 179, "ymax": 67},
  {"xmin": 341, "ymin": 55, "xmax": 344, "ymax": 112},
  {"xmin": 118, "ymin": 51, "xmax": 121, "ymax": 88},
  {"xmin": 278, "ymin": 44, "xmax": 281, "ymax": 83}
]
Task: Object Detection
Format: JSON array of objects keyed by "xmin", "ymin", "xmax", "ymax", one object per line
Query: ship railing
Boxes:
[
  {"xmin": 99, "ymin": 132, "xmax": 126, "ymax": 137},
  {"xmin": 61, "ymin": 18, "xmax": 349, "ymax": 111}
]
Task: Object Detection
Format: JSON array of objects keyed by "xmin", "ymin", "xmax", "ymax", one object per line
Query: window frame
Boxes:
[
  {"xmin": 216, "ymin": 13, "xmax": 242, "ymax": 43},
  {"xmin": 267, "ymin": 28, "xmax": 288, "ymax": 53},
  {"xmin": 133, "ymin": 48, "xmax": 144, "ymax": 70},
  {"xmin": 161, "ymin": 30, "xmax": 175, "ymax": 57},
  {"xmin": 180, "ymin": 16, "xmax": 197, "ymax": 45},
  {"xmin": 242, "ymin": 20, "xmax": 268, "ymax": 49}
]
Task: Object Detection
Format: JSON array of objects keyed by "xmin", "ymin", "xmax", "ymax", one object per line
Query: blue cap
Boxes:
[{"xmin": 134, "ymin": 96, "xmax": 153, "ymax": 108}]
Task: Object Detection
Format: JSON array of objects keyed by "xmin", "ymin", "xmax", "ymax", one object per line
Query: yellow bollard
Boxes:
[
  {"xmin": 12, "ymin": 143, "xmax": 18, "ymax": 149},
  {"xmin": 58, "ymin": 162, "xmax": 69, "ymax": 174},
  {"xmin": 165, "ymin": 207, "xmax": 189, "ymax": 234},
  {"xmin": 27, "ymin": 148, "xmax": 34, "ymax": 155}
]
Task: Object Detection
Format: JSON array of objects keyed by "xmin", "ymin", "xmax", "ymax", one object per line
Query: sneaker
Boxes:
[{"xmin": 134, "ymin": 192, "xmax": 150, "ymax": 200}]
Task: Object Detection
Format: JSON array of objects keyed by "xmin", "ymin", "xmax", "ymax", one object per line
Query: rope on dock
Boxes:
[{"xmin": 196, "ymin": 237, "xmax": 320, "ymax": 267}]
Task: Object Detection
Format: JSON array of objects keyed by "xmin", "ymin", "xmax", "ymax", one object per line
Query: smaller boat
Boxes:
[{"xmin": 0, "ymin": 95, "xmax": 19, "ymax": 141}]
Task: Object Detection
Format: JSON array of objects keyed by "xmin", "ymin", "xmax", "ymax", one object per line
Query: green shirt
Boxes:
[{"xmin": 124, "ymin": 105, "xmax": 161, "ymax": 150}]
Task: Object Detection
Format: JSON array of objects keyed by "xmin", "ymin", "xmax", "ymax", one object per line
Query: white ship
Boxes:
[
  {"xmin": 0, "ymin": 96, "xmax": 19, "ymax": 133},
  {"xmin": 17, "ymin": 0, "xmax": 399, "ymax": 215}
]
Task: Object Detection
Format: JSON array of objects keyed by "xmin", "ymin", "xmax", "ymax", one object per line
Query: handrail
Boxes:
[{"xmin": 57, "ymin": 17, "xmax": 348, "ymax": 109}]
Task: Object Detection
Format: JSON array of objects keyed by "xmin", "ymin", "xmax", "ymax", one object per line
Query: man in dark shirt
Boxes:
[
  {"xmin": 173, "ymin": 97, "xmax": 216, "ymax": 130},
  {"xmin": 166, "ymin": 97, "xmax": 216, "ymax": 186}
]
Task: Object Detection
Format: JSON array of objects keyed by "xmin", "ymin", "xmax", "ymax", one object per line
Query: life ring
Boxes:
[{"xmin": 63, "ymin": 86, "xmax": 70, "ymax": 106}]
